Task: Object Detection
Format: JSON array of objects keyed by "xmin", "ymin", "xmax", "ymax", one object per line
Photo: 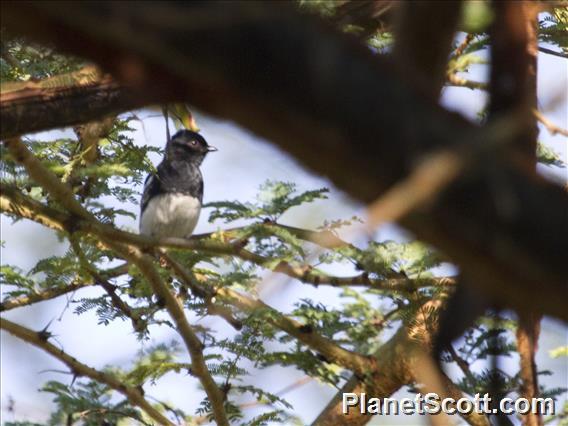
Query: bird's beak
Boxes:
[{"xmin": 207, "ymin": 146, "xmax": 218, "ymax": 152}]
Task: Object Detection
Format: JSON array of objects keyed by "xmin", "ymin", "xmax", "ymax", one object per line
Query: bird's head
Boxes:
[{"xmin": 166, "ymin": 130, "xmax": 217, "ymax": 164}]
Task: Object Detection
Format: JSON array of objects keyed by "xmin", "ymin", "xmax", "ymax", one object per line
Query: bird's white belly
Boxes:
[{"xmin": 140, "ymin": 193, "xmax": 201, "ymax": 238}]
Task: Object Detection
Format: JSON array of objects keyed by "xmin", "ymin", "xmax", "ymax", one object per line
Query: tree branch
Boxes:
[
  {"xmin": 0, "ymin": 318, "xmax": 175, "ymax": 426},
  {"xmin": 112, "ymin": 244, "xmax": 230, "ymax": 426},
  {"xmin": 2, "ymin": 1, "xmax": 565, "ymax": 320},
  {"xmin": 393, "ymin": 1, "xmax": 463, "ymax": 100},
  {"xmin": 1, "ymin": 186, "xmax": 456, "ymax": 295},
  {"xmin": 0, "ymin": 181, "xmax": 455, "ymax": 383},
  {"xmin": 446, "ymin": 73, "xmax": 489, "ymax": 91},
  {"xmin": 490, "ymin": 4, "xmax": 543, "ymax": 426},
  {"xmin": 517, "ymin": 312, "xmax": 543, "ymax": 426},
  {"xmin": 163, "ymin": 253, "xmax": 374, "ymax": 377},
  {"xmin": 0, "ymin": 278, "xmax": 94, "ymax": 311},
  {"xmin": 313, "ymin": 305, "xmax": 490, "ymax": 426},
  {"xmin": 533, "ymin": 109, "xmax": 568, "ymax": 137},
  {"xmin": 0, "ymin": 66, "xmax": 163, "ymax": 139},
  {"xmin": 538, "ymin": 46, "xmax": 568, "ymax": 59},
  {"xmin": 70, "ymin": 237, "xmax": 145, "ymax": 332},
  {"xmin": 3, "ymin": 137, "xmax": 230, "ymax": 426}
]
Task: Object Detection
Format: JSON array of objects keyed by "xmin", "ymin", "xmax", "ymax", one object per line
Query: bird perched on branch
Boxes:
[{"xmin": 140, "ymin": 129, "xmax": 217, "ymax": 239}]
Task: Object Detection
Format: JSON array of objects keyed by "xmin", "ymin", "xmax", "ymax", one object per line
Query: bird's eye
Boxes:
[{"xmin": 190, "ymin": 140, "xmax": 197, "ymax": 146}]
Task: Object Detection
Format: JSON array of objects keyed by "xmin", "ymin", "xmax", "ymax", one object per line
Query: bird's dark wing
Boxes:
[{"xmin": 141, "ymin": 173, "xmax": 160, "ymax": 213}]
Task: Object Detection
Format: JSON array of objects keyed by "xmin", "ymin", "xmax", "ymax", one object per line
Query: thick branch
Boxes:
[
  {"xmin": 0, "ymin": 67, "xmax": 164, "ymax": 139},
  {"xmin": 490, "ymin": 4, "xmax": 543, "ymax": 426},
  {"xmin": 0, "ymin": 318, "xmax": 174, "ymax": 426},
  {"xmin": 2, "ymin": 1, "xmax": 566, "ymax": 319},
  {"xmin": 517, "ymin": 313, "xmax": 543, "ymax": 426},
  {"xmin": 489, "ymin": 1, "xmax": 538, "ymax": 162},
  {"xmin": 393, "ymin": 1, "xmax": 463, "ymax": 100},
  {"xmin": 313, "ymin": 310, "xmax": 490, "ymax": 426}
]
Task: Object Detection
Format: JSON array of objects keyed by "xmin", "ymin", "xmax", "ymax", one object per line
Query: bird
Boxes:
[{"xmin": 139, "ymin": 129, "xmax": 217, "ymax": 239}]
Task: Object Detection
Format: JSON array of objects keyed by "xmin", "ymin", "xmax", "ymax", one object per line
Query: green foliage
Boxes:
[
  {"xmin": 550, "ymin": 346, "xmax": 568, "ymax": 359},
  {"xmin": 460, "ymin": 1, "xmax": 494, "ymax": 33},
  {"xmin": 127, "ymin": 342, "xmax": 191, "ymax": 386},
  {"xmin": 205, "ymin": 181, "xmax": 328, "ymax": 223},
  {"xmin": 0, "ymin": 36, "xmax": 83, "ymax": 83},
  {"xmin": 539, "ymin": 9, "xmax": 568, "ymax": 54},
  {"xmin": 537, "ymin": 141, "xmax": 565, "ymax": 168},
  {"xmin": 41, "ymin": 379, "xmax": 147, "ymax": 426},
  {"xmin": 368, "ymin": 32, "xmax": 394, "ymax": 53},
  {"xmin": 297, "ymin": 0, "xmax": 337, "ymax": 18},
  {"xmin": 344, "ymin": 240, "xmax": 443, "ymax": 278},
  {"xmin": 1, "ymin": 264, "xmax": 36, "ymax": 296}
]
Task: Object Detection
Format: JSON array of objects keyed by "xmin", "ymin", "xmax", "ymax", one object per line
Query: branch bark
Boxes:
[
  {"xmin": 0, "ymin": 67, "xmax": 152, "ymax": 139},
  {"xmin": 393, "ymin": 1, "xmax": 463, "ymax": 100},
  {"xmin": 2, "ymin": 1, "xmax": 566, "ymax": 320},
  {"xmin": 489, "ymin": 3, "xmax": 543, "ymax": 425},
  {"xmin": 312, "ymin": 305, "xmax": 490, "ymax": 426}
]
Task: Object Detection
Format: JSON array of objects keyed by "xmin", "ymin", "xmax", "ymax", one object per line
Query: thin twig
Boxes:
[
  {"xmin": 3, "ymin": 136, "xmax": 230, "ymax": 426},
  {"xmin": 159, "ymin": 250, "xmax": 243, "ymax": 330},
  {"xmin": 533, "ymin": 109, "xmax": 568, "ymax": 137},
  {"xmin": 447, "ymin": 73, "xmax": 489, "ymax": 90},
  {"xmin": 538, "ymin": 46, "xmax": 568, "ymax": 59},
  {"xmin": 1, "ymin": 186, "xmax": 455, "ymax": 293},
  {"xmin": 70, "ymin": 237, "xmax": 144, "ymax": 332},
  {"xmin": 161, "ymin": 255, "xmax": 374, "ymax": 376},
  {"xmin": 448, "ymin": 344, "xmax": 477, "ymax": 386},
  {"xmin": 0, "ymin": 318, "xmax": 175, "ymax": 426},
  {"xmin": 452, "ymin": 33, "xmax": 475, "ymax": 58},
  {"xmin": 0, "ymin": 261, "xmax": 128, "ymax": 312},
  {"xmin": 1, "ymin": 279, "xmax": 94, "ymax": 311},
  {"xmin": 239, "ymin": 376, "xmax": 312, "ymax": 409}
]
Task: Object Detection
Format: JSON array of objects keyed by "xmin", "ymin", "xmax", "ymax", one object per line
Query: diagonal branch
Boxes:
[
  {"xmin": 3, "ymin": 137, "xmax": 230, "ymax": 426},
  {"xmin": 0, "ymin": 278, "xmax": 94, "ymax": 311},
  {"xmin": 533, "ymin": 109, "xmax": 568, "ymax": 137},
  {"xmin": 70, "ymin": 237, "xmax": 144, "ymax": 332},
  {"xmin": 112, "ymin": 244, "xmax": 230, "ymax": 426},
  {"xmin": 312, "ymin": 307, "xmax": 490, "ymax": 426},
  {"xmin": 1, "ymin": 185, "xmax": 456, "ymax": 295},
  {"xmin": 2, "ymin": 1, "xmax": 566, "ymax": 321},
  {"xmin": 163, "ymin": 253, "xmax": 374, "ymax": 377},
  {"xmin": 0, "ymin": 262, "xmax": 128, "ymax": 312},
  {"xmin": 0, "ymin": 67, "xmax": 163, "ymax": 139},
  {"xmin": 538, "ymin": 46, "xmax": 568, "ymax": 59},
  {"xmin": 0, "ymin": 318, "xmax": 175, "ymax": 426}
]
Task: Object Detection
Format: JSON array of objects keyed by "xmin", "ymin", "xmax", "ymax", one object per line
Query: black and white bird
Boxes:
[{"xmin": 140, "ymin": 129, "xmax": 217, "ymax": 239}]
